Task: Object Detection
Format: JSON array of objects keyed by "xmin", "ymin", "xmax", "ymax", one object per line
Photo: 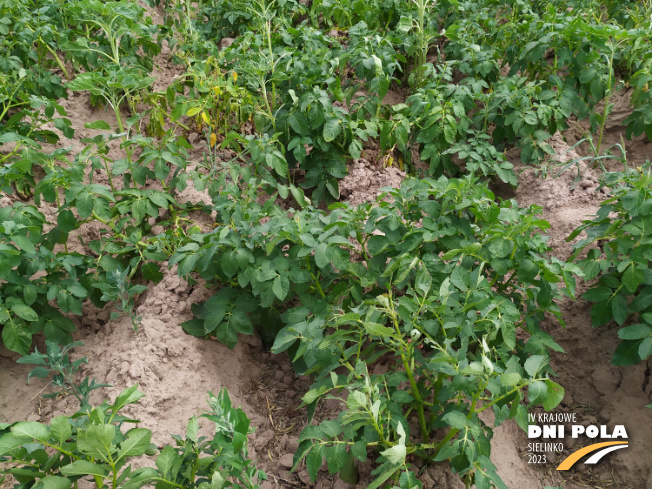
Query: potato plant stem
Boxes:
[
  {"xmin": 41, "ymin": 40, "xmax": 70, "ymax": 80},
  {"xmin": 412, "ymin": 0, "xmax": 435, "ymax": 87},
  {"xmin": 55, "ymin": 191, "xmax": 69, "ymax": 253},
  {"xmin": 110, "ymin": 98, "xmax": 136, "ymax": 174},
  {"xmin": 305, "ymin": 257, "xmax": 326, "ymax": 298},
  {"xmin": 388, "ymin": 295, "xmax": 429, "ymax": 443},
  {"xmin": 401, "ymin": 352, "xmax": 429, "ymax": 443},
  {"xmin": 595, "ymin": 44, "xmax": 616, "ymax": 159}
]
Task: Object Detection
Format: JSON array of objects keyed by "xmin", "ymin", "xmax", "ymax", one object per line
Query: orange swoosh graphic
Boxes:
[{"xmin": 556, "ymin": 441, "xmax": 628, "ymax": 470}]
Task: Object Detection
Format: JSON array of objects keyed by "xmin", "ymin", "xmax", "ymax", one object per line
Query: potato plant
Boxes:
[
  {"xmin": 568, "ymin": 164, "xmax": 652, "ymax": 366},
  {"xmin": 0, "ymin": 118, "xmax": 199, "ymax": 352},
  {"xmin": 0, "ymin": 385, "xmax": 265, "ymax": 489},
  {"xmin": 171, "ymin": 168, "xmax": 578, "ymax": 487},
  {"xmin": 0, "ymin": 202, "xmax": 90, "ymax": 353}
]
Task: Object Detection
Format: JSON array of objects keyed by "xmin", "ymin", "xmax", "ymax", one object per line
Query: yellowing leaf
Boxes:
[
  {"xmin": 201, "ymin": 111, "xmax": 210, "ymax": 125},
  {"xmin": 232, "ymin": 71, "xmax": 237, "ymax": 82},
  {"xmin": 210, "ymin": 133, "xmax": 217, "ymax": 147}
]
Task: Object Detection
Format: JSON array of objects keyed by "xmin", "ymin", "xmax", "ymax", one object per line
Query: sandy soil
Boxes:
[{"xmin": 1, "ymin": 8, "xmax": 652, "ymax": 489}]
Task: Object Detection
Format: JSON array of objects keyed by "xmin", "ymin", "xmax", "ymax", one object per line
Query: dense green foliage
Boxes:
[
  {"xmin": 568, "ymin": 164, "xmax": 652, "ymax": 366},
  {"xmin": 1, "ymin": 0, "xmax": 651, "ymax": 487}
]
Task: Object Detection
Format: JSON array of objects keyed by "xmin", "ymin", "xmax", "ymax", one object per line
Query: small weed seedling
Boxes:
[
  {"xmin": 17, "ymin": 340, "xmax": 110, "ymax": 409},
  {"xmin": 92, "ymin": 266, "xmax": 147, "ymax": 331}
]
